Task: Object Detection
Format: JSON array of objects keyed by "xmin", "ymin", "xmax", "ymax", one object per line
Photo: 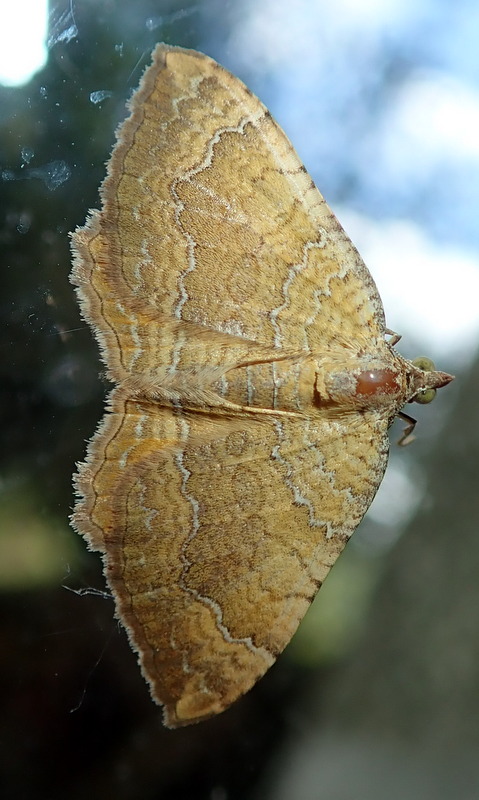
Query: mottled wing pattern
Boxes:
[
  {"xmin": 71, "ymin": 44, "xmax": 392, "ymax": 726},
  {"xmin": 71, "ymin": 44, "xmax": 386, "ymax": 378},
  {"xmin": 74, "ymin": 392, "xmax": 388, "ymax": 727}
]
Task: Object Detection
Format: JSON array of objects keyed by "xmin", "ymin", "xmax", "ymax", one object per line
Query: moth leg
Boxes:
[
  {"xmin": 385, "ymin": 328, "xmax": 402, "ymax": 347},
  {"xmin": 397, "ymin": 411, "xmax": 416, "ymax": 446}
]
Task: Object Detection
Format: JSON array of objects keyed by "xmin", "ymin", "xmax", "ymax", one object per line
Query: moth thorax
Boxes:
[
  {"xmin": 316, "ymin": 366, "xmax": 403, "ymax": 409},
  {"xmin": 355, "ymin": 369, "xmax": 402, "ymax": 398}
]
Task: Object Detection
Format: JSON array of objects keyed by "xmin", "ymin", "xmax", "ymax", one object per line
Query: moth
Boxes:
[{"xmin": 70, "ymin": 44, "xmax": 452, "ymax": 727}]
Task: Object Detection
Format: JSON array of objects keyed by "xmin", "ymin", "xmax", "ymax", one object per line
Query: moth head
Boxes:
[{"xmin": 407, "ymin": 356, "xmax": 454, "ymax": 406}]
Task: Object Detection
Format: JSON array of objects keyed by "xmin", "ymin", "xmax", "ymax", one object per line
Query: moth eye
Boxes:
[
  {"xmin": 415, "ymin": 387, "xmax": 437, "ymax": 405},
  {"xmin": 412, "ymin": 356, "xmax": 436, "ymax": 372},
  {"xmin": 411, "ymin": 357, "xmax": 437, "ymax": 404},
  {"xmin": 355, "ymin": 369, "xmax": 399, "ymax": 397}
]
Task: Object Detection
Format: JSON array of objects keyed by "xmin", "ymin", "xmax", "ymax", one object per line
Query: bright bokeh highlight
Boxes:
[{"xmin": 0, "ymin": 0, "xmax": 48, "ymax": 86}]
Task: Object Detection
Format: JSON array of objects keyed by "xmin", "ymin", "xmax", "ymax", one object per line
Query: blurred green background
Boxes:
[{"xmin": 0, "ymin": 1, "xmax": 475, "ymax": 798}]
